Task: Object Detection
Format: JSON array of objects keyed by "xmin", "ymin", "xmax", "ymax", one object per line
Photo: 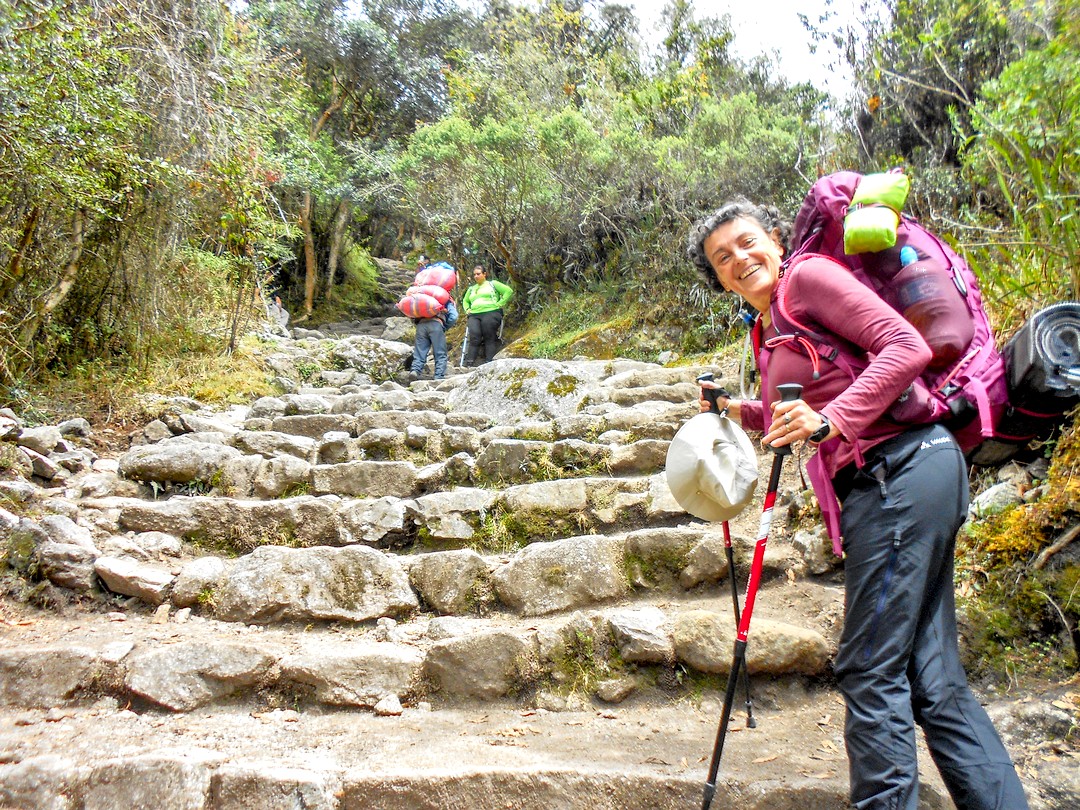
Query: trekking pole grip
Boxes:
[
  {"xmin": 772, "ymin": 383, "xmax": 803, "ymax": 456},
  {"xmin": 697, "ymin": 373, "xmax": 732, "ymax": 416}
]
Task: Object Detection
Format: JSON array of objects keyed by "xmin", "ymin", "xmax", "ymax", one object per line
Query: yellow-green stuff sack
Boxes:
[{"xmin": 843, "ymin": 171, "xmax": 911, "ymax": 254}]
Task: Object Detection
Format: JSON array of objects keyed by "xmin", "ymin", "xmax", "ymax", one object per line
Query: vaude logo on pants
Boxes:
[{"xmin": 920, "ymin": 436, "xmax": 953, "ymax": 450}]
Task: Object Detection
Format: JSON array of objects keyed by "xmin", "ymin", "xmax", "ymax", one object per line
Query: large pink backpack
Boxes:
[{"xmin": 776, "ymin": 171, "xmax": 1009, "ymax": 456}]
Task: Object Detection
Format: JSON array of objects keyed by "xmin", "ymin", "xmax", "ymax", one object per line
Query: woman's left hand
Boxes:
[{"xmin": 765, "ymin": 398, "xmax": 831, "ymax": 449}]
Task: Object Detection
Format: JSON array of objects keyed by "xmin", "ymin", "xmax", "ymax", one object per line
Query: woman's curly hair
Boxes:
[{"xmin": 686, "ymin": 199, "xmax": 793, "ymax": 292}]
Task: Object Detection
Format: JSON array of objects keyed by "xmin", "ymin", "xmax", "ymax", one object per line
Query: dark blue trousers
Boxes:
[{"xmin": 835, "ymin": 424, "xmax": 1029, "ymax": 810}]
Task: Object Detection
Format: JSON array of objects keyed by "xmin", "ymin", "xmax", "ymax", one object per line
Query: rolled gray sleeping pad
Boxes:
[{"xmin": 1004, "ymin": 301, "xmax": 1080, "ymax": 404}]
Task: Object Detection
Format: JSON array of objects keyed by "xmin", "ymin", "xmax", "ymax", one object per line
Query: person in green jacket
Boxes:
[{"xmin": 462, "ymin": 265, "xmax": 513, "ymax": 365}]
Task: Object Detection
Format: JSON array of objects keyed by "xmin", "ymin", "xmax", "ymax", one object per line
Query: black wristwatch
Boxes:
[{"xmin": 808, "ymin": 414, "xmax": 831, "ymax": 443}]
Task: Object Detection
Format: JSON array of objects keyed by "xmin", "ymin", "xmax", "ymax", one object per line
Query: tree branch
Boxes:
[{"xmin": 1034, "ymin": 523, "xmax": 1080, "ymax": 570}]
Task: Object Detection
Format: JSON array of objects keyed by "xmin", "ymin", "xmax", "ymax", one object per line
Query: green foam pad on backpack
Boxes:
[
  {"xmin": 844, "ymin": 172, "xmax": 910, "ymax": 254},
  {"xmin": 844, "ymin": 205, "xmax": 900, "ymax": 254},
  {"xmin": 851, "ymin": 172, "xmax": 910, "ymax": 211}
]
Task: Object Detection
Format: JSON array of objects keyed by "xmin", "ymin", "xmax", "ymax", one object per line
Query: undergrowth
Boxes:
[
  {"xmin": 957, "ymin": 419, "xmax": 1080, "ymax": 684},
  {"xmin": 7, "ymin": 333, "xmax": 278, "ymax": 428},
  {"xmin": 513, "ymin": 276, "xmax": 745, "ymax": 363}
]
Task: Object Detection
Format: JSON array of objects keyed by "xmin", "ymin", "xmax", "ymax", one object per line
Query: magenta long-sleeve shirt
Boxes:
[{"xmin": 739, "ymin": 254, "xmax": 933, "ymax": 481}]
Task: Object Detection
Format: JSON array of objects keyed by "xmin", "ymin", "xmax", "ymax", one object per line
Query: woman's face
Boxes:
[
  {"xmin": 473, "ymin": 267, "xmax": 486, "ymax": 282},
  {"xmin": 703, "ymin": 216, "xmax": 785, "ymax": 313}
]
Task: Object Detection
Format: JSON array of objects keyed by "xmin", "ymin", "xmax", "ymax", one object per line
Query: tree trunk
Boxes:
[
  {"xmin": 325, "ymin": 197, "xmax": 351, "ymax": 300},
  {"xmin": 16, "ymin": 208, "xmax": 85, "ymax": 355},
  {"xmin": 299, "ymin": 190, "xmax": 317, "ymax": 318},
  {"xmin": 1, "ymin": 207, "xmax": 41, "ymax": 304},
  {"xmin": 298, "ymin": 86, "xmax": 346, "ymax": 319},
  {"xmin": 492, "ymin": 221, "xmax": 518, "ymax": 285}
]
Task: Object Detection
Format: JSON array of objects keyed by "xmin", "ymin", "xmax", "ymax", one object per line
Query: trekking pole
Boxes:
[
  {"xmin": 697, "ymin": 373, "xmax": 755, "ymax": 729},
  {"xmin": 459, "ymin": 327, "xmax": 469, "ymax": 367},
  {"xmin": 701, "ymin": 382, "xmax": 802, "ymax": 810},
  {"xmin": 722, "ymin": 519, "xmax": 755, "ymax": 729}
]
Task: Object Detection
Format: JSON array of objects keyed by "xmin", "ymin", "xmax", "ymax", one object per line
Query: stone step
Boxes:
[
  {"xmin": 1, "ymin": 695, "xmax": 959, "ymax": 810},
  {"xmin": 33, "ymin": 497, "xmax": 825, "ymax": 618},
  {"xmin": 0, "ymin": 577, "xmax": 837, "ymax": 714},
  {"xmin": 78, "ymin": 468, "xmax": 689, "ymax": 546}
]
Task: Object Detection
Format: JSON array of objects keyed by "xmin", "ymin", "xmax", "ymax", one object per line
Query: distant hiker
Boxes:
[
  {"xmin": 687, "ymin": 199, "xmax": 1030, "ymax": 810},
  {"xmin": 269, "ymin": 295, "xmax": 290, "ymax": 330},
  {"xmin": 462, "ymin": 265, "xmax": 513, "ymax": 366}
]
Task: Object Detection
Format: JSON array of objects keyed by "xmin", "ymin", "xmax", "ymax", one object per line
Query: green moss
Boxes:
[
  {"xmin": 589, "ymin": 482, "xmax": 618, "ymax": 512},
  {"xmin": 467, "ymin": 505, "xmax": 587, "ymax": 553},
  {"xmin": 207, "ymin": 467, "xmax": 236, "ymax": 497},
  {"xmin": 499, "ymin": 367, "xmax": 538, "ymax": 399},
  {"xmin": 622, "ymin": 546, "xmax": 690, "ymax": 590},
  {"xmin": 961, "ymin": 419, "xmax": 1080, "ymax": 565},
  {"xmin": 279, "ymin": 481, "xmax": 311, "ymax": 498},
  {"xmin": 183, "ymin": 522, "xmax": 305, "ymax": 556},
  {"xmin": 416, "ymin": 525, "xmax": 436, "ymax": 548},
  {"xmin": 2, "ymin": 526, "xmax": 40, "ymax": 576},
  {"xmin": 542, "ymin": 565, "xmax": 567, "ymax": 587},
  {"xmin": 547, "ymin": 627, "xmax": 625, "ymax": 696},
  {"xmin": 547, "ymin": 374, "xmax": 579, "ymax": 397},
  {"xmin": 327, "ymin": 572, "xmax": 371, "ymax": 613},
  {"xmin": 957, "ymin": 563, "xmax": 1079, "ymax": 683},
  {"xmin": 953, "ymin": 418, "xmax": 1080, "ymax": 683},
  {"xmin": 0, "ymin": 443, "xmax": 23, "ymax": 474}
]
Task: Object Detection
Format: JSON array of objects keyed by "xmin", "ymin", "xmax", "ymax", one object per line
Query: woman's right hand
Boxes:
[{"xmin": 699, "ymin": 381, "xmax": 730, "ymax": 414}]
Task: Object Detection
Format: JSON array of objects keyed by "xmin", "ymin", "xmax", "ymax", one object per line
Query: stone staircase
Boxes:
[{"xmin": 0, "ymin": 317, "xmax": 1074, "ymax": 809}]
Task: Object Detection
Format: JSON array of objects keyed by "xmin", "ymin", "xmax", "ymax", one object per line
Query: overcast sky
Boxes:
[
  {"xmin": 628, "ymin": 0, "xmax": 857, "ymax": 95},
  {"xmin": 342, "ymin": 0, "xmax": 859, "ymax": 95}
]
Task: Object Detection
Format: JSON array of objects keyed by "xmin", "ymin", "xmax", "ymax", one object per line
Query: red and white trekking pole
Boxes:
[
  {"xmin": 721, "ymin": 519, "xmax": 755, "ymax": 729},
  {"xmin": 701, "ymin": 382, "xmax": 802, "ymax": 810},
  {"xmin": 698, "ymin": 374, "xmax": 755, "ymax": 729}
]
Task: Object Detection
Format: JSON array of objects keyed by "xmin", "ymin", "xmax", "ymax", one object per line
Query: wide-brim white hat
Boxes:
[{"xmin": 665, "ymin": 412, "xmax": 759, "ymax": 522}]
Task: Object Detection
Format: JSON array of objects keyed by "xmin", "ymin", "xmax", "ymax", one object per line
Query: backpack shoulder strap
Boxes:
[{"xmin": 769, "ymin": 255, "xmax": 852, "ymax": 380}]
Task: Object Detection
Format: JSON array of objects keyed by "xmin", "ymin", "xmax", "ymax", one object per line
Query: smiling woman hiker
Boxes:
[{"xmin": 686, "ymin": 199, "xmax": 1030, "ymax": 810}]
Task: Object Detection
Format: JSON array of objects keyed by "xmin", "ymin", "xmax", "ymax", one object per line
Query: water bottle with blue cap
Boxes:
[{"xmin": 890, "ymin": 244, "xmax": 973, "ymax": 369}]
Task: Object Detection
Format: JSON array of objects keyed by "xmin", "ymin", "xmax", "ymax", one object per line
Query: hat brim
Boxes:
[{"xmin": 665, "ymin": 413, "xmax": 759, "ymax": 522}]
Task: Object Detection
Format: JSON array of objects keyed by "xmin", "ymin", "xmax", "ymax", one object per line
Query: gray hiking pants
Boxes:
[
  {"xmin": 834, "ymin": 424, "xmax": 1029, "ymax": 810},
  {"xmin": 412, "ymin": 318, "xmax": 448, "ymax": 379}
]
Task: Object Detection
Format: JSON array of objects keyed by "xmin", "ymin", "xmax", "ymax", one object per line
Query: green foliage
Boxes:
[
  {"xmin": 0, "ymin": 0, "xmax": 312, "ymax": 385},
  {"xmin": 0, "ymin": 2, "xmax": 156, "ymax": 216},
  {"xmin": 846, "ymin": 0, "xmax": 1022, "ymax": 166},
  {"xmin": 960, "ymin": 29, "xmax": 1080, "ymax": 325},
  {"xmin": 516, "ymin": 279, "xmax": 745, "ymax": 362},
  {"xmin": 0, "ymin": 1, "xmax": 163, "ymax": 380},
  {"xmin": 397, "ymin": 0, "xmax": 817, "ymax": 307}
]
